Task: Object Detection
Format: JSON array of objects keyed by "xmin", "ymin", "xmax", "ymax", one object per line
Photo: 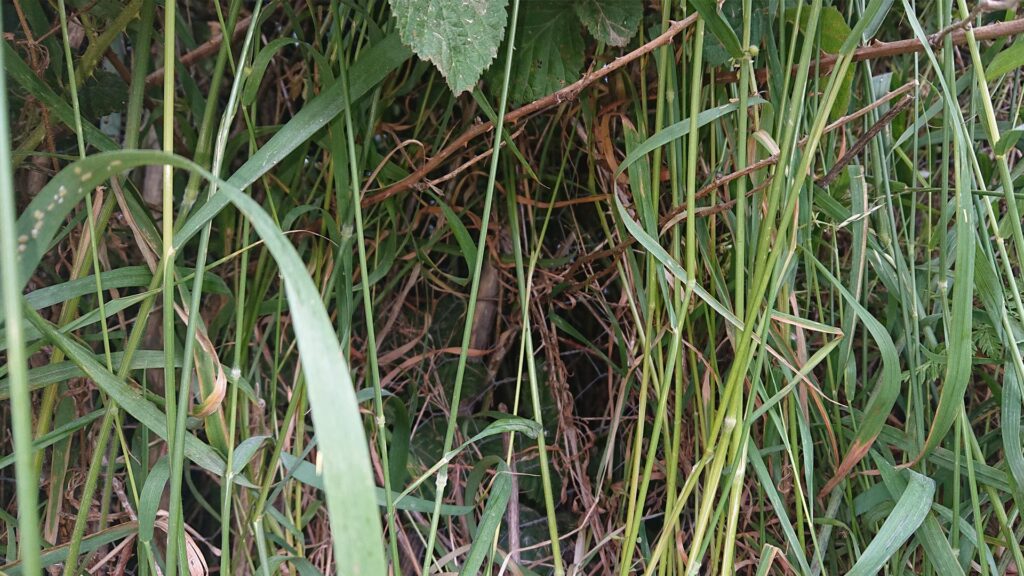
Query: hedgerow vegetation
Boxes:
[{"xmin": 2, "ymin": 0, "xmax": 1024, "ymax": 574}]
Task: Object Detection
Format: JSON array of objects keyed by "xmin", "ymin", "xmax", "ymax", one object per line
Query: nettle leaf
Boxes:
[
  {"xmin": 390, "ymin": 0, "xmax": 509, "ymax": 95},
  {"xmin": 574, "ymin": 0, "xmax": 642, "ymax": 47},
  {"xmin": 507, "ymin": 0, "xmax": 585, "ymax": 102}
]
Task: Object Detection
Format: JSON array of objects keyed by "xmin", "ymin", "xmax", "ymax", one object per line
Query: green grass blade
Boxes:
[
  {"xmin": 24, "ymin": 307, "xmax": 229, "ymax": 475},
  {"xmin": 615, "ymin": 98, "xmax": 766, "ymax": 178},
  {"xmin": 459, "ymin": 460, "xmax": 512, "ymax": 576},
  {"xmin": 809, "ymin": 254, "xmax": 900, "ymax": 496},
  {"xmin": 0, "ymin": 7, "xmax": 42, "ymax": 571},
  {"xmin": 846, "ymin": 461, "xmax": 934, "ymax": 576}
]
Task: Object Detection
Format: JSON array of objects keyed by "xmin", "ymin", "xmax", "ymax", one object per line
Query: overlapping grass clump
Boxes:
[{"xmin": 2, "ymin": 0, "xmax": 1024, "ymax": 574}]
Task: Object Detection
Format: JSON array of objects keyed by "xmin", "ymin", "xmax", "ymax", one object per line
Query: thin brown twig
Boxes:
[
  {"xmin": 717, "ymin": 17, "xmax": 1024, "ymax": 84},
  {"xmin": 928, "ymin": 2, "xmax": 984, "ymax": 46},
  {"xmin": 817, "ymin": 92, "xmax": 916, "ymax": 187},
  {"xmin": 817, "ymin": 80, "xmax": 919, "ymax": 139},
  {"xmin": 368, "ymin": 17, "xmax": 1024, "ymax": 206}
]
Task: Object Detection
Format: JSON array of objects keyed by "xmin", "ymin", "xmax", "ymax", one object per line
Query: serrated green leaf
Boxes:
[
  {"xmin": 507, "ymin": 0, "xmax": 584, "ymax": 102},
  {"xmin": 390, "ymin": 0, "xmax": 509, "ymax": 95},
  {"xmin": 71, "ymin": 0, "xmax": 123, "ymax": 20},
  {"xmin": 574, "ymin": 0, "xmax": 642, "ymax": 47}
]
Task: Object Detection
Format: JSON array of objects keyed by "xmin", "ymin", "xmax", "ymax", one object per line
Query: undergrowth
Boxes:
[{"xmin": 2, "ymin": 0, "xmax": 1024, "ymax": 574}]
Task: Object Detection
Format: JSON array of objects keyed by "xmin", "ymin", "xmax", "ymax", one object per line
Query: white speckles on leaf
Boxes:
[{"xmin": 390, "ymin": 0, "xmax": 508, "ymax": 95}]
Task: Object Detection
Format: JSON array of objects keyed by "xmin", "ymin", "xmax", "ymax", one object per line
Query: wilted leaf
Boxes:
[{"xmin": 390, "ymin": 0, "xmax": 509, "ymax": 94}]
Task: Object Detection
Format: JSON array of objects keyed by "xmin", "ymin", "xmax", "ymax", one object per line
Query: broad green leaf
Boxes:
[
  {"xmin": 702, "ymin": 0, "xmax": 767, "ymax": 66},
  {"xmin": 859, "ymin": 0, "xmax": 894, "ymax": 42},
  {"xmin": 507, "ymin": 1, "xmax": 584, "ymax": 102},
  {"xmin": 390, "ymin": 0, "xmax": 509, "ymax": 94},
  {"xmin": 985, "ymin": 37, "xmax": 1024, "ymax": 81},
  {"xmin": 786, "ymin": 5, "xmax": 850, "ymax": 54},
  {"xmin": 874, "ymin": 457, "xmax": 965, "ymax": 576},
  {"xmin": 918, "ymin": 148, "xmax": 976, "ymax": 459},
  {"xmin": 574, "ymin": 0, "xmax": 642, "ymax": 46},
  {"xmin": 847, "ymin": 459, "xmax": 934, "ymax": 576},
  {"xmin": 231, "ymin": 436, "xmax": 271, "ymax": 476},
  {"xmin": 1002, "ymin": 364, "xmax": 1024, "ymax": 501},
  {"xmin": 687, "ymin": 0, "xmax": 743, "ymax": 61},
  {"xmin": 79, "ymin": 70, "xmax": 129, "ymax": 122},
  {"xmin": 994, "ymin": 124, "xmax": 1024, "ymax": 155}
]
